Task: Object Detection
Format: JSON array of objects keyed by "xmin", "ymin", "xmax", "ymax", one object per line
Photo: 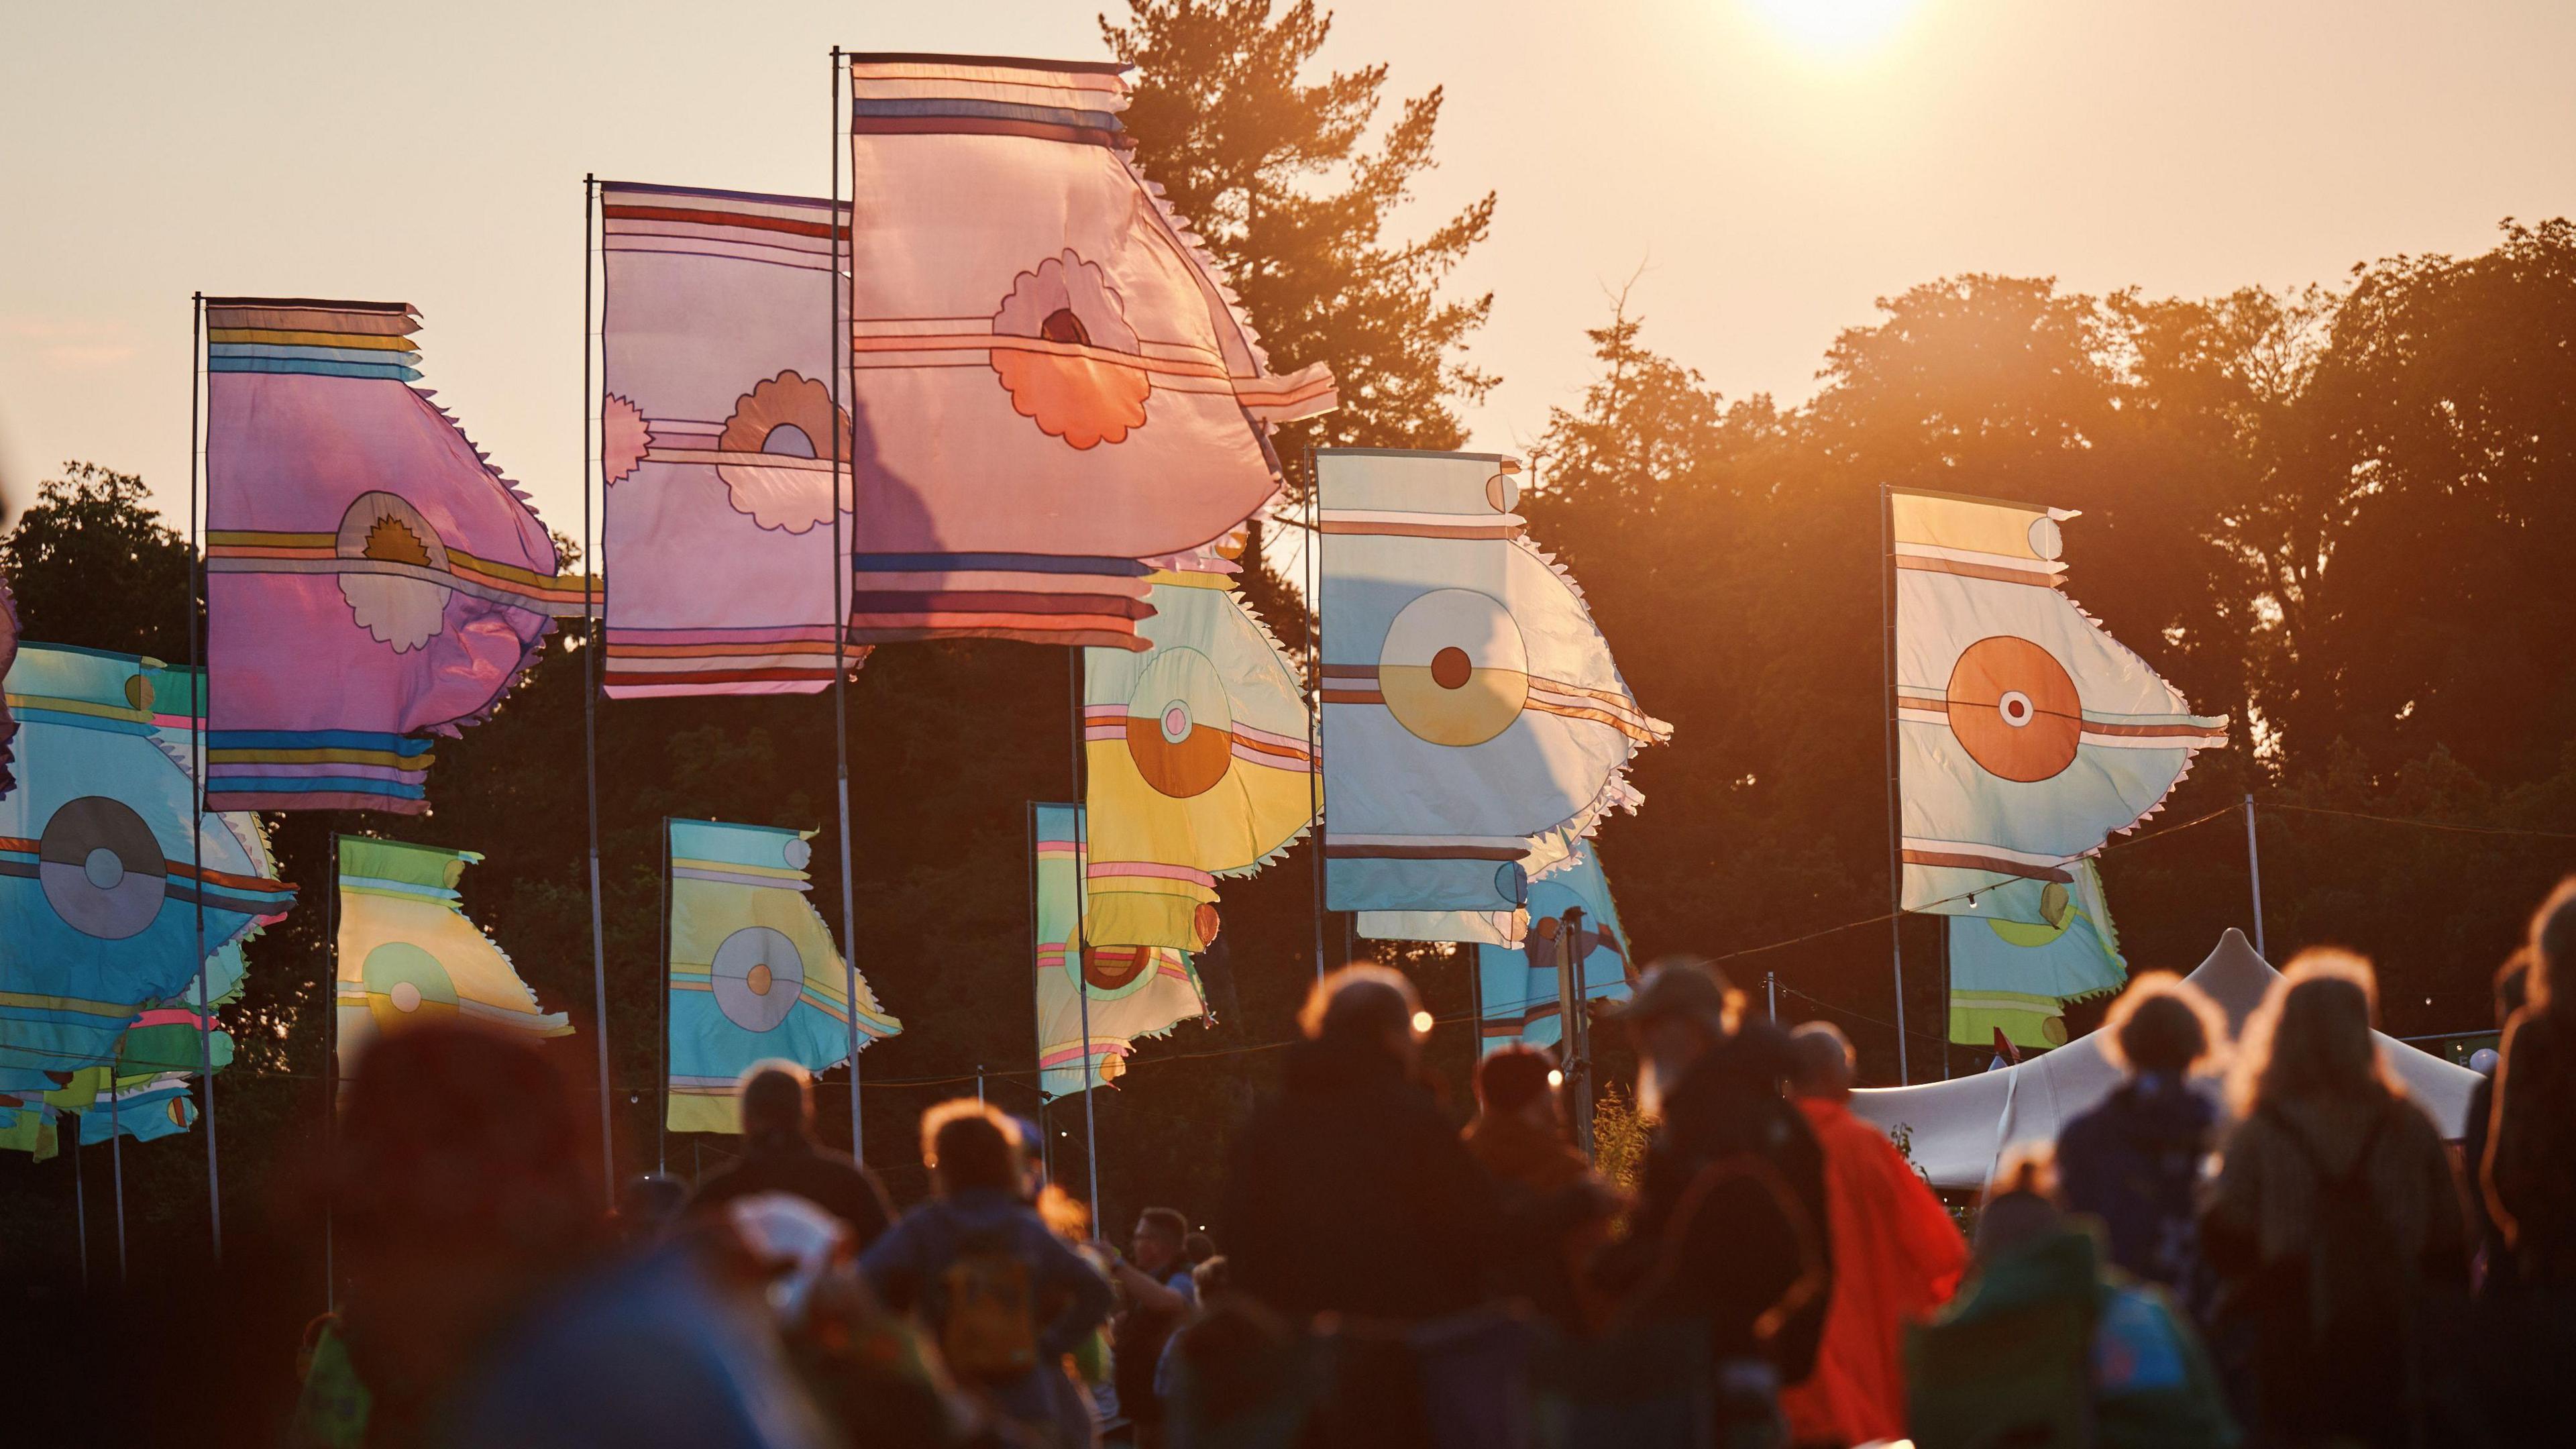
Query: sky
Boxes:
[{"xmin": 2, "ymin": 0, "xmax": 2570, "ymax": 531}]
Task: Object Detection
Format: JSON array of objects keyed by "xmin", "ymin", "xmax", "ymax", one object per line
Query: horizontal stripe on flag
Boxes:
[
  {"xmin": 208, "ymin": 728, "xmax": 431, "ymax": 754},
  {"xmin": 204, "ymin": 300, "xmax": 417, "ymax": 335},
  {"xmin": 853, "ymin": 95, "xmax": 1121, "ymax": 131},
  {"xmin": 848, "ymin": 625, "xmax": 1147, "ymax": 649},
  {"xmin": 850, "ymin": 111, "xmax": 1127, "ymax": 150},
  {"xmin": 1325, "ymin": 843, "xmax": 1527, "ymax": 861},
  {"xmin": 1894, "ymin": 553, "xmax": 2061, "ymax": 588},
  {"xmin": 1902, "ymin": 846, "xmax": 2074, "ymax": 885},
  {"xmin": 846, "ymin": 331, "xmax": 1226, "ymax": 379},
  {"xmin": 208, "ymin": 357, "xmax": 421, "ymax": 381},
  {"xmin": 670, "ymin": 865, "xmax": 809, "ymax": 892},
  {"xmin": 602, "ymin": 203, "xmax": 845, "ymax": 241},
  {"xmin": 608, "ymin": 624, "xmax": 842, "ymax": 644},
  {"xmin": 853, "ymin": 551, "xmax": 1150, "ymax": 578},
  {"xmin": 207, "ymin": 774, "xmax": 428, "ymax": 798},
  {"xmin": 602, "ymin": 235, "xmax": 835, "ymax": 272},
  {"xmin": 213, "ymin": 790, "xmax": 425, "ymax": 814},
  {"xmin": 849, "ymin": 589, "xmax": 1154, "ymax": 619},
  {"xmin": 1087, "ymin": 861, "xmax": 1216, "ymax": 887}
]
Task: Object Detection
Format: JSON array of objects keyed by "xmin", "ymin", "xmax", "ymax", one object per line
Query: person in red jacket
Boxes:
[{"xmin": 1779, "ymin": 1021, "xmax": 1968, "ymax": 1448}]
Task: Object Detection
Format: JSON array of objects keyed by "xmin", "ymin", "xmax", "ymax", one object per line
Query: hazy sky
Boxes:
[{"xmin": 3, "ymin": 0, "xmax": 2569, "ymax": 531}]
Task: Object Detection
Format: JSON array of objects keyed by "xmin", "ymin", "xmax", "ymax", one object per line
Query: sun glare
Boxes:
[{"xmin": 1744, "ymin": 0, "xmax": 1920, "ymax": 56}]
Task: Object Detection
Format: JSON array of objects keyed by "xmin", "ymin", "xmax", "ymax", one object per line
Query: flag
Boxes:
[
  {"xmin": 1947, "ymin": 859, "xmax": 2127, "ymax": 1050},
  {"xmin": 600, "ymin": 182, "xmax": 869, "ymax": 697},
  {"xmin": 665, "ymin": 818, "xmax": 898, "ymax": 1134},
  {"xmin": 1477, "ymin": 841, "xmax": 1634, "ymax": 1055},
  {"xmin": 0, "ymin": 645, "xmax": 294, "ymax": 1093},
  {"xmin": 204, "ymin": 297, "xmax": 583, "ymax": 812},
  {"xmin": 842, "ymin": 54, "xmax": 1335, "ymax": 649},
  {"xmin": 76, "ymin": 1073, "xmax": 200, "ymax": 1146},
  {"xmin": 0, "ymin": 1093, "xmax": 55, "ymax": 1158},
  {"xmin": 334, "ymin": 836, "xmax": 568, "ymax": 1085},
  {"xmin": 1082, "ymin": 551, "xmax": 1312, "ymax": 951},
  {"xmin": 1317, "ymin": 449, "xmax": 1668, "ymax": 912},
  {"xmin": 1032, "ymin": 804, "xmax": 1206, "ymax": 1100},
  {"xmin": 1357, "ymin": 827, "xmax": 1581, "ymax": 946},
  {"xmin": 1893, "ymin": 489, "xmax": 2226, "ymax": 911},
  {"xmin": 0, "ymin": 575, "xmax": 18, "ymax": 798}
]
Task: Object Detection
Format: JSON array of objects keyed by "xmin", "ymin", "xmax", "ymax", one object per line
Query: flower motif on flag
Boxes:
[
  {"xmin": 602, "ymin": 392, "xmax": 652, "ymax": 487},
  {"xmin": 334, "ymin": 492, "xmax": 451, "ymax": 653},
  {"xmin": 990, "ymin": 251, "xmax": 1150, "ymax": 449},
  {"xmin": 716, "ymin": 372, "xmax": 852, "ymax": 534}
]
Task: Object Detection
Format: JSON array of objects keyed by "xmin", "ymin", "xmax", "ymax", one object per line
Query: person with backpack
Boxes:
[
  {"xmin": 2200, "ymin": 950, "xmax": 2469, "ymax": 1449},
  {"xmin": 861, "ymin": 1100, "xmax": 1116, "ymax": 1449},
  {"xmin": 1591, "ymin": 958, "xmax": 1835, "ymax": 1442},
  {"xmin": 691, "ymin": 1063, "xmax": 896, "ymax": 1253},
  {"xmin": 2055, "ymin": 973, "xmax": 2228, "ymax": 1294},
  {"xmin": 2479, "ymin": 881, "xmax": 2576, "ymax": 1440}
]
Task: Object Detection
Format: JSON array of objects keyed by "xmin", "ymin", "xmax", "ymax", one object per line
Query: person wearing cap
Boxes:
[
  {"xmin": 690, "ymin": 1062, "xmax": 896, "ymax": 1254},
  {"xmin": 1219, "ymin": 964, "xmax": 1499, "ymax": 1328},
  {"xmin": 1595, "ymin": 958, "xmax": 1833, "ymax": 1411},
  {"xmin": 1463, "ymin": 1044, "xmax": 1620, "ymax": 1332},
  {"xmin": 1778, "ymin": 1022, "xmax": 1966, "ymax": 1448}
]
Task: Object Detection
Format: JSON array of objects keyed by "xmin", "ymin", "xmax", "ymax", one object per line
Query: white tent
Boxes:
[{"xmin": 1847, "ymin": 928, "xmax": 2485, "ymax": 1191}]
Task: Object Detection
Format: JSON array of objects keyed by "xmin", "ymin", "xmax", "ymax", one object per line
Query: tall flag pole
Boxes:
[
  {"xmin": 1306, "ymin": 462, "xmax": 1327, "ymax": 983},
  {"xmin": 829, "ymin": 48, "xmax": 865, "ymax": 1163},
  {"xmin": 2243, "ymin": 793, "xmax": 2267, "ymax": 958},
  {"xmin": 1879, "ymin": 485, "xmax": 1909, "ymax": 1083},
  {"xmin": 188, "ymin": 289, "xmax": 224, "ymax": 1255},
  {"xmin": 1069, "ymin": 668, "xmax": 1101, "ymax": 1232},
  {"xmin": 581, "ymin": 176, "xmax": 615, "ymax": 1208}
]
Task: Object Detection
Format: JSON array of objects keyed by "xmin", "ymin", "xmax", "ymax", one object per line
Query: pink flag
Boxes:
[
  {"xmin": 600, "ymin": 182, "xmax": 869, "ymax": 697},
  {"xmin": 844, "ymin": 54, "xmax": 1335, "ymax": 649},
  {"xmin": 204, "ymin": 298, "xmax": 579, "ymax": 812}
]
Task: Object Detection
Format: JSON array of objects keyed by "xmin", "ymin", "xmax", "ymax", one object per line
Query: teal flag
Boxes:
[{"xmin": 1947, "ymin": 859, "xmax": 2127, "ymax": 1049}]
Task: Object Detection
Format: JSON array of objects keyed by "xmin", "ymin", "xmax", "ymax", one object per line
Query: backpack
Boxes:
[
  {"xmin": 2267, "ymin": 1104, "xmax": 2410, "ymax": 1359},
  {"xmin": 931, "ymin": 1212, "xmax": 1040, "ymax": 1384}
]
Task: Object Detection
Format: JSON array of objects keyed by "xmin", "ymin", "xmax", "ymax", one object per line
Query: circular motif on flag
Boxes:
[
  {"xmin": 718, "ymin": 372, "xmax": 853, "ymax": 535},
  {"xmin": 38, "ymin": 796, "xmax": 167, "ymax": 939},
  {"xmin": 989, "ymin": 250, "xmax": 1151, "ymax": 449},
  {"xmin": 1944, "ymin": 635, "xmax": 2082, "ymax": 782},
  {"xmin": 1193, "ymin": 903, "xmax": 1223, "ymax": 949},
  {"xmin": 360, "ymin": 943, "xmax": 459, "ymax": 1030},
  {"xmin": 166, "ymin": 1097, "xmax": 191, "ymax": 1128},
  {"xmin": 1486, "ymin": 470, "xmax": 1519, "ymax": 514},
  {"xmin": 1125, "ymin": 645, "xmax": 1234, "ymax": 798},
  {"xmin": 2027, "ymin": 515, "xmax": 2064, "ymax": 561},
  {"xmin": 1379, "ymin": 590, "xmax": 1529, "ymax": 747},
  {"xmin": 1495, "ymin": 861, "xmax": 1529, "ymax": 907},
  {"xmin": 712, "ymin": 926, "xmax": 804, "ymax": 1032},
  {"xmin": 782, "ymin": 837, "xmax": 812, "ymax": 871},
  {"xmin": 602, "ymin": 392, "xmax": 652, "ymax": 486},
  {"xmin": 1079, "ymin": 943, "xmax": 1152, "ymax": 994},
  {"xmin": 335, "ymin": 492, "xmax": 453, "ymax": 653}
]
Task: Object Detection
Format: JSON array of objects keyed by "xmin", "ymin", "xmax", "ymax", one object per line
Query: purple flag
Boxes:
[{"xmin": 204, "ymin": 298, "xmax": 581, "ymax": 812}]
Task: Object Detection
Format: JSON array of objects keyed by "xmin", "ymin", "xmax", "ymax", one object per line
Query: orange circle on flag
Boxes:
[
  {"xmin": 1193, "ymin": 904, "xmax": 1223, "ymax": 949},
  {"xmin": 1945, "ymin": 635, "xmax": 2082, "ymax": 782},
  {"xmin": 1081, "ymin": 944, "xmax": 1151, "ymax": 992}
]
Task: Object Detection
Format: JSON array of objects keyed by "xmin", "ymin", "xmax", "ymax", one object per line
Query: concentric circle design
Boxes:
[
  {"xmin": 716, "ymin": 372, "xmax": 853, "ymax": 534},
  {"xmin": 1125, "ymin": 645, "xmax": 1234, "ymax": 798},
  {"xmin": 712, "ymin": 926, "xmax": 804, "ymax": 1032},
  {"xmin": 38, "ymin": 796, "xmax": 167, "ymax": 939},
  {"xmin": 1379, "ymin": 589, "xmax": 1529, "ymax": 747},
  {"xmin": 1945, "ymin": 635, "xmax": 2082, "ymax": 782},
  {"xmin": 1079, "ymin": 943, "xmax": 1152, "ymax": 994},
  {"xmin": 335, "ymin": 492, "xmax": 453, "ymax": 652},
  {"xmin": 361, "ymin": 943, "xmax": 459, "ymax": 1030}
]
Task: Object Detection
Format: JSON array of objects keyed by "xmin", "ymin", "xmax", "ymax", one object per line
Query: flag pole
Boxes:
[
  {"xmin": 1304, "ymin": 449, "xmax": 1326, "ymax": 984},
  {"xmin": 1069, "ymin": 669, "xmax": 1102, "ymax": 1234},
  {"xmin": 657, "ymin": 818, "xmax": 670, "ymax": 1175},
  {"xmin": 580, "ymin": 174, "xmax": 616, "ymax": 1209},
  {"xmin": 2243, "ymin": 792, "xmax": 2267, "ymax": 959},
  {"xmin": 71, "ymin": 1118, "xmax": 89, "ymax": 1292},
  {"xmin": 110, "ymin": 1083, "xmax": 127, "ymax": 1287},
  {"xmin": 325, "ymin": 835, "xmax": 339, "ymax": 1313},
  {"xmin": 186, "ymin": 289, "xmax": 225, "ymax": 1258},
  {"xmin": 828, "ymin": 46, "xmax": 867, "ymax": 1165},
  {"xmin": 1879, "ymin": 484, "xmax": 1911, "ymax": 1085},
  {"xmin": 1027, "ymin": 802, "xmax": 1053, "ymax": 1187}
]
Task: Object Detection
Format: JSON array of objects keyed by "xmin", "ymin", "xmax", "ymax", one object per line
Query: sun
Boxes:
[{"xmin": 1744, "ymin": 0, "xmax": 1921, "ymax": 56}]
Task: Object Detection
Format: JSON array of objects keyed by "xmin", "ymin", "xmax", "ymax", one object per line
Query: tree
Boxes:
[
  {"xmin": 1104, "ymin": 0, "xmax": 1499, "ymax": 476},
  {"xmin": 0, "ymin": 462, "xmax": 191, "ymax": 658}
]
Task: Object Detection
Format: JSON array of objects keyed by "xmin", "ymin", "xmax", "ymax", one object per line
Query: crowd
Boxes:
[{"xmin": 280, "ymin": 882, "xmax": 2576, "ymax": 1449}]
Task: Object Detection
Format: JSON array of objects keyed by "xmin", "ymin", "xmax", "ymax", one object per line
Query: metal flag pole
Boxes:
[
  {"xmin": 1068, "ymin": 670, "xmax": 1102, "ymax": 1234},
  {"xmin": 828, "ymin": 46, "xmax": 867, "ymax": 1165},
  {"xmin": 658, "ymin": 818, "xmax": 670, "ymax": 1175},
  {"xmin": 1028, "ymin": 802, "xmax": 1054, "ymax": 1188},
  {"xmin": 110, "ymin": 1084, "xmax": 127, "ymax": 1287},
  {"xmin": 186, "ymin": 290, "xmax": 225, "ymax": 1258},
  {"xmin": 1766, "ymin": 970, "xmax": 1778, "ymax": 1022},
  {"xmin": 1304, "ymin": 449, "xmax": 1327, "ymax": 984},
  {"xmin": 325, "ymin": 835, "xmax": 339, "ymax": 1313},
  {"xmin": 1878, "ymin": 484, "xmax": 1911, "ymax": 1085},
  {"xmin": 581, "ymin": 174, "xmax": 616, "ymax": 1209},
  {"xmin": 72, "ymin": 1120, "xmax": 89, "ymax": 1292},
  {"xmin": 2244, "ymin": 792, "xmax": 2267, "ymax": 959}
]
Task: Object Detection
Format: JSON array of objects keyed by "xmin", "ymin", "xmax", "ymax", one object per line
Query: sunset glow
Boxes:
[{"xmin": 1743, "ymin": 0, "xmax": 1921, "ymax": 56}]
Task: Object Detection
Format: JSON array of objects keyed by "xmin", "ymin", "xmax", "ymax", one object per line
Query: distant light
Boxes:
[
  {"xmin": 1411, "ymin": 1010, "xmax": 1434, "ymax": 1034},
  {"xmin": 1547, "ymin": 1070, "xmax": 1564, "ymax": 1089},
  {"xmin": 1746, "ymin": 0, "xmax": 1919, "ymax": 56}
]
